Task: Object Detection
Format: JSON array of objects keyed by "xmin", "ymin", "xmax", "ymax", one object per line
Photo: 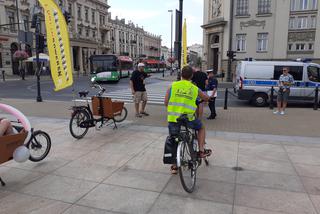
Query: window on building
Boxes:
[
  {"xmin": 258, "ymin": 0, "xmax": 271, "ymax": 14},
  {"xmin": 236, "ymin": 0, "xmax": 249, "ymax": 16},
  {"xmin": 7, "ymin": 11, "xmax": 15, "ymax": 32},
  {"xmin": 296, "ymin": 43, "xmax": 306, "ymax": 50},
  {"xmin": 289, "ymin": 17, "xmax": 296, "ymax": 29},
  {"xmin": 86, "ymin": 29, "xmax": 89, "ymax": 37},
  {"xmin": 297, "ymin": 16, "xmax": 308, "ymax": 28},
  {"xmin": 311, "ymin": 0, "xmax": 318, "ymax": 9},
  {"xmin": 299, "ymin": 0, "xmax": 309, "ymax": 10},
  {"xmin": 92, "ymin": 31, "xmax": 96, "ymax": 38},
  {"xmin": 288, "ymin": 43, "xmax": 293, "ymax": 51},
  {"xmin": 78, "ymin": 27, "xmax": 82, "ymax": 35},
  {"xmin": 310, "ymin": 16, "xmax": 317, "ymax": 28},
  {"xmin": 23, "ymin": 16, "xmax": 29, "ymax": 31},
  {"xmin": 291, "ymin": 0, "xmax": 296, "ymax": 10},
  {"xmin": 77, "ymin": 4, "xmax": 82, "ymax": 20},
  {"xmin": 307, "ymin": 66, "xmax": 320, "ymax": 82},
  {"xmin": 257, "ymin": 33, "xmax": 268, "ymax": 52},
  {"xmin": 85, "ymin": 7, "xmax": 89, "ymax": 22},
  {"xmin": 309, "ymin": 43, "xmax": 314, "ymax": 50},
  {"xmin": 236, "ymin": 34, "xmax": 246, "ymax": 52},
  {"xmin": 91, "ymin": 10, "xmax": 95, "ymax": 23},
  {"xmin": 68, "ymin": 3, "xmax": 72, "ymax": 15}
]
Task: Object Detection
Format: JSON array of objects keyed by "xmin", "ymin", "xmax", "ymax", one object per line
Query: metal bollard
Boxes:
[
  {"xmin": 314, "ymin": 86, "xmax": 319, "ymax": 110},
  {"xmin": 1, "ymin": 70, "xmax": 5, "ymax": 82},
  {"xmin": 224, "ymin": 88, "xmax": 228, "ymax": 110},
  {"xmin": 269, "ymin": 86, "xmax": 274, "ymax": 110}
]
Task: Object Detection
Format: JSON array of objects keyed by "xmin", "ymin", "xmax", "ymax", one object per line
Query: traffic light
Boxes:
[
  {"xmin": 227, "ymin": 50, "xmax": 236, "ymax": 60},
  {"xmin": 63, "ymin": 11, "xmax": 71, "ymax": 24}
]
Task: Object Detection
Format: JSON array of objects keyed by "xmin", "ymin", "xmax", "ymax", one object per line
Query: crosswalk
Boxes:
[{"xmin": 104, "ymin": 89, "xmax": 166, "ymax": 105}]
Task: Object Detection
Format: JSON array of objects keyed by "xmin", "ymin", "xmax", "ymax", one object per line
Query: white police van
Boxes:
[{"xmin": 235, "ymin": 60, "xmax": 320, "ymax": 106}]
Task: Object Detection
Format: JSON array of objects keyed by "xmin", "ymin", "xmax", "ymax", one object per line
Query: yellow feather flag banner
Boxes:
[
  {"xmin": 181, "ymin": 18, "xmax": 188, "ymax": 68},
  {"xmin": 38, "ymin": 0, "xmax": 73, "ymax": 91}
]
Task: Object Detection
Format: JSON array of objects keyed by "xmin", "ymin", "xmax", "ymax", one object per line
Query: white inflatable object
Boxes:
[
  {"xmin": 0, "ymin": 103, "xmax": 31, "ymax": 144},
  {"xmin": 13, "ymin": 146, "xmax": 30, "ymax": 163}
]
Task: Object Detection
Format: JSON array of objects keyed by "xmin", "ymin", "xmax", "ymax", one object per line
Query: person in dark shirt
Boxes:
[
  {"xmin": 206, "ymin": 70, "xmax": 218, "ymax": 119},
  {"xmin": 130, "ymin": 63, "xmax": 150, "ymax": 117},
  {"xmin": 192, "ymin": 69, "xmax": 208, "ymax": 118}
]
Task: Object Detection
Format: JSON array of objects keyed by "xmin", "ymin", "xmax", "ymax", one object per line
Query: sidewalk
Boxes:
[
  {"xmin": 0, "ymin": 116, "xmax": 319, "ymax": 214},
  {"xmin": 1, "ymin": 98, "xmax": 320, "ymax": 137}
]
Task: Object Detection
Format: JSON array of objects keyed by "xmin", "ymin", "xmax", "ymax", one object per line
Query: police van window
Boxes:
[
  {"xmin": 274, "ymin": 66, "xmax": 303, "ymax": 81},
  {"xmin": 307, "ymin": 66, "xmax": 320, "ymax": 82}
]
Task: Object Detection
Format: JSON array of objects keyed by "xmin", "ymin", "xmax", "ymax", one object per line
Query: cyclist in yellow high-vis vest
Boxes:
[{"xmin": 165, "ymin": 66, "xmax": 212, "ymax": 173}]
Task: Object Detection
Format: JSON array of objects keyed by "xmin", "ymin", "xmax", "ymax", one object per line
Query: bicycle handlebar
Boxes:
[{"xmin": 92, "ymin": 84, "xmax": 106, "ymax": 96}]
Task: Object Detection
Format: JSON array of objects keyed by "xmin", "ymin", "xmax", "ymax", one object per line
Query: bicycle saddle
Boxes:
[
  {"xmin": 177, "ymin": 114, "xmax": 189, "ymax": 124},
  {"xmin": 79, "ymin": 90, "xmax": 89, "ymax": 97}
]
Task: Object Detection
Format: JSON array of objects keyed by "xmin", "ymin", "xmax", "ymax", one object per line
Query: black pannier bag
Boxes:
[{"xmin": 163, "ymin": 136, "xmax": 178, "ymax": 164}]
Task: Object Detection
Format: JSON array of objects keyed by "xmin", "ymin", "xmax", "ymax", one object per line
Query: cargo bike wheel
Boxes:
[{"xmin": 69, "ymin": 110, "xmax": 90, "ymax": 139}]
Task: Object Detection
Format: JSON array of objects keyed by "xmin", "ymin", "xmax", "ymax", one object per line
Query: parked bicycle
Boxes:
[
  {"xmin": 69, "ymin": 79, "xmax": 128, "ymax": 139},
  {"xmin": 172, "ymin": 114, "xmax": 210, "ymax": 193}
]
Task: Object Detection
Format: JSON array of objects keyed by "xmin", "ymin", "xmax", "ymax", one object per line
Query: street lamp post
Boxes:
[
  {"xmin": 31, "ymin": 6, "xmax": 42, "ymax": 102},
  {"xmin": 168, "ymin": 10, "xmax": 173, "ymax": 76}
]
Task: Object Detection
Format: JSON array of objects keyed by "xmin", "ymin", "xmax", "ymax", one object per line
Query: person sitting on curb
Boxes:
[
  {"xmin": 164, "ymin": 65, "xmax": 213, "ymax": 174},
  {"xmin": 0, "ymin": 118, "xmax": 14, "ymax": 136}
]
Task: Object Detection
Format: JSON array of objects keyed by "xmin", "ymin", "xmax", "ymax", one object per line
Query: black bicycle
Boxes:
[
  {"xmin": 69, "ymin": 83, "xmax": 128, "ymax": 139},
  {"xmin": 174, "ymin": 114, "xmax": 210, "ymax": 193}
]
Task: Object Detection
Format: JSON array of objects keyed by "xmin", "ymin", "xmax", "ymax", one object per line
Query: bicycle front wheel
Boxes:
[
  {"xmin": 69, "ymin": 110, "xmax": 90, "ymax": 139},
  {"xmin": 177, "ymin": 141, "xmax": 197, "ymax": 193},
  {"xmin": 113, "ymin": 106, "xmax": 128, "ymax": 123},
  {"xmin": 27, "ymin": 130, "xmax": 51, "ymax": 162}
]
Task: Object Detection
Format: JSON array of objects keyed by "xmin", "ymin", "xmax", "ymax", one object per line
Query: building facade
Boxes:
[
  {"xmin": 0, "ymin": 0, "xmax": 161, "ymax": 76},
  {"xmin": 188, "ymin": 44, "xmax": 204, "ymax": 60},
  {"xmin": 202, "ymin": 0, "xmax": 320, "ymax": 78}
]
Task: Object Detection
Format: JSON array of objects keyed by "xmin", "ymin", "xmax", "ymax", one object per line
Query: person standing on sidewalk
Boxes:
[
  {"xmin": 206, "ymin": 70, "xmax": 218, "ymax": 119},
  {"xmin": 192, "ymin": 68, "xmax": 208, "ymax": 119},
  {"xmin": 274, "ymin": 67, "xmax": 294, "ymax": 115},
  {"xmin": 130, "ymin": 63, "xmax": 150, "ymax": 118}
]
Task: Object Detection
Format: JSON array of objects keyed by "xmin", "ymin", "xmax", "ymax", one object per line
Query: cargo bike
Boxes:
[
  {"xmin": 0, "ymin": 104, "xmax": 51, "ymax": 186},
  {"xmin": 69, "ymin": 81, "xmax": 128, "ymax": 139}
]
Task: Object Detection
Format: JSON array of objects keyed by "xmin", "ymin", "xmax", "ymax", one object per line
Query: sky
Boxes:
[{"xmin": 108, "ymin": 0, "xmax": 204, "ymax": 48}]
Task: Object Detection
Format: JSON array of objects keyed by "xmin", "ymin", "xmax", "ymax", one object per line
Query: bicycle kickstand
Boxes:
[
  {"xmin": 0, "ymin": 177, "xmax": 6, "ymax": 186},
  {"xmin": 112, "ymin": 119, "xmax": 118, "ymax": 130}
]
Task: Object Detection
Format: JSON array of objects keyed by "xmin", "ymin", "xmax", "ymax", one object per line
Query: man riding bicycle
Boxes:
[{"xmin": 164, "ymin": 65, "xmax": 213, "ymax": 174}]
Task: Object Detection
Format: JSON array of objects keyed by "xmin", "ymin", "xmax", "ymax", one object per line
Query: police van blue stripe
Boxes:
[{"xmin": 243, "ymin": 79, "xmax": 320, "ymax": 88}]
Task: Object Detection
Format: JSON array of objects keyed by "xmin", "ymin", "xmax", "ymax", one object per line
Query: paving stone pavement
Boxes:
[{"xmin": 0, "ymin": 117, "xmax": 320, "ymax": 214}]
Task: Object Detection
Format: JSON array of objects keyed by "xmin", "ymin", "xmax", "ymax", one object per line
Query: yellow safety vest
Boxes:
[{"xmin": 167, "ymin": 80, "xmax": 199, "ymax": 122}]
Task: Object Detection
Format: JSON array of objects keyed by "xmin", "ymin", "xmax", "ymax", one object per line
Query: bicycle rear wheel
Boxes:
[
  {"xmin": 27, "ymin": 130, "xmax": 51, "ymax": 162},
  {"xmin": 114, "ymin": 106, "xmax": 128, "ymax": 123},
  {"xmin": 177, "ymin": 141, "xmax": 197, "ymax": 193},
  {"xmin": 69, "ymin": 110, "xmax": 90, "ymax": 139}
]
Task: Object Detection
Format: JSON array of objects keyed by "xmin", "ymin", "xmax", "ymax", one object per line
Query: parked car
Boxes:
[{"xmin": 235, "ymin": 60, "xmax": 320, "ymax": 107}]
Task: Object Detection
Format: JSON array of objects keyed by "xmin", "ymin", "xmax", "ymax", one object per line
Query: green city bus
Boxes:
[
  {"xmin": 90, "ymin": 55, "xmax": 134, "ymax": 82},
  {"xmin": 142, "ymin": 59, "xmax": 166, "ymax": 73}
]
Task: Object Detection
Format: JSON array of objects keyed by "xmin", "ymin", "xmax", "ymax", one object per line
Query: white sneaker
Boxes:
[
  {"xmin": 273, "ymin": 111, "xmax": 279, "ymax": 114},
  {"xmin": 280, "ymin": 111, "xmax": 285, "ymax": 115}
]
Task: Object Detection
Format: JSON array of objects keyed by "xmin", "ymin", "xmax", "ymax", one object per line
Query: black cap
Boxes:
[{"xmin": 206, "ymin": 69, "xmax": 214, "ymax": 74}]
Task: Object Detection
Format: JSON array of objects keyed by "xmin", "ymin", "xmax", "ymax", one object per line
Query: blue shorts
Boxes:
[{"xmin": 168, "ymin": 119, "xmax": 202, "ymax": 136}]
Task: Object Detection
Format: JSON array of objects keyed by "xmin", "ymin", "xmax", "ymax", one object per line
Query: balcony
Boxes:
[{"xmin": 99, "ymin": 24, "xmax": 110, "ymax": 31}]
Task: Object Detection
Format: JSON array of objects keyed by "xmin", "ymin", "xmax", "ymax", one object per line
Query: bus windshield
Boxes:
[
  {"xmin": 90, "ymin": 56, "xmax": 117, "ymax": 74},
  {"xmin": 120, "ymin": 61, "xmax": 133, "ymax": 70}
]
